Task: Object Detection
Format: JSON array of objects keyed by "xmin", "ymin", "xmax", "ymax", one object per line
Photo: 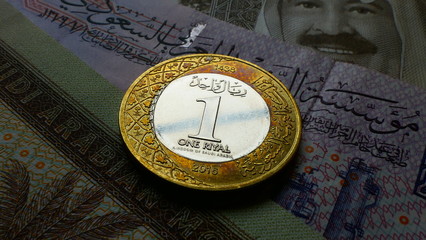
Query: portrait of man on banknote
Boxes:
[{"xmin": 255, "ymin": 0, "xmax": 426, "ymax": 84}]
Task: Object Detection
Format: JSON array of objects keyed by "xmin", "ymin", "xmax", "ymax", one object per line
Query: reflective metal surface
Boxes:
[{"xmin": 119, "ymin": 54, "xmax": 302, "ymax": 190}]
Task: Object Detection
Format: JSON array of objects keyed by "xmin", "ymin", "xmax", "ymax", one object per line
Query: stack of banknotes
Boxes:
[{"xmin": 0, "ymin": 0, "xmax": 424, "ymax": 239}]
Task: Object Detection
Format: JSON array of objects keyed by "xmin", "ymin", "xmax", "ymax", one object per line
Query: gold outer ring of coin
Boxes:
[{"xmin": 119, "ymin": 54, "xmax": 302, "ymax": 191}]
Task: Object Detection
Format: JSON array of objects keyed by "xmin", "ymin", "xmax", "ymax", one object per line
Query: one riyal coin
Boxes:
[{"xmin": 119, "ymin": 54, "xmax": 301, "ymax": 191}]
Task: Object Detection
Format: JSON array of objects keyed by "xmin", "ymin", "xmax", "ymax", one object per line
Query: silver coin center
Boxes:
[{"xmin": 152, "ymin": 73, "xmax": 270, "ymax": 163}]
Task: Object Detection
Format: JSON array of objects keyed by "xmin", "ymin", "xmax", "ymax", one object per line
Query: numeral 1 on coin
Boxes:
[{"xmin": 189, "ymin": 96, "xmax": 221, "ymax": 142}]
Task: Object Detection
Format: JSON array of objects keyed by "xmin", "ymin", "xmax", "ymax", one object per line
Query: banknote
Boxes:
[
  {"xmin": 2, "ymin": 0, "xmax": 426, "ymax": 239},
  {"xmin": 179, "ymin": 0, "xmax": 426, "ymax": 89},
  {"xmin": 0, "ymin": 1, "xmax": 321, "ymax": 239}
]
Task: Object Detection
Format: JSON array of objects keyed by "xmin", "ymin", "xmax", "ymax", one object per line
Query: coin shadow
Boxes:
[
  {"xmin": 123, "ymin": 141, "xmax": 298, "ymax": 210},
  {"xmin": 147, "ymin": 158, "xmax": 298, "ymax": 210}
]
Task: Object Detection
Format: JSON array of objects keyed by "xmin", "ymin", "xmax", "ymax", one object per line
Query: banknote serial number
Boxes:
[
  {"xmin": 214, "ymin": 64, "xmax": 236, "ymax": 73},
  {"xmin": 192, "ymin": 163, "xmax": 219, "ymax": 175}
]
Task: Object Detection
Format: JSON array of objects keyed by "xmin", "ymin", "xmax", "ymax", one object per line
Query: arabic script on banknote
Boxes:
[{"xmin": 2, "ymin": 0, "xmax": 426, "ymax": 239}]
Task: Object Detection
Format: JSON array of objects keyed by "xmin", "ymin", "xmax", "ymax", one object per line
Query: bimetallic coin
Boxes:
[{"xmin": 119, "ymin": 54, "xmax": 301, "ymax": 190}]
